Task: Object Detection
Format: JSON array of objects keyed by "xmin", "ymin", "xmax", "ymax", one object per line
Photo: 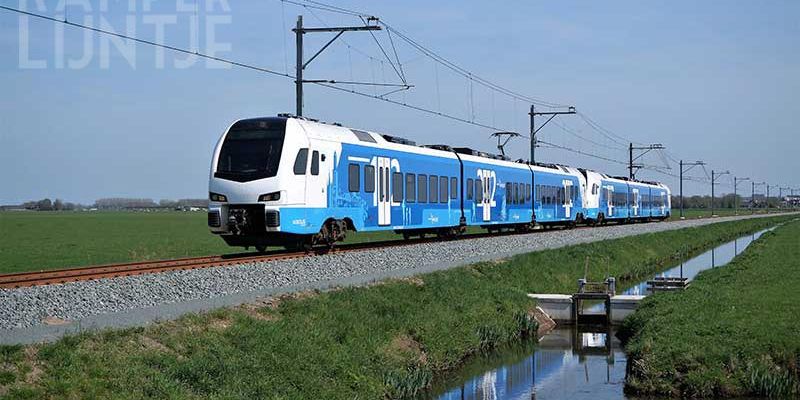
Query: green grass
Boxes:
[
  {"xmin": 0, "ymin": 212, "xmax": 231, "ymax": 274},
  {"xmin": 0, "ymin": 216, "xmax": 791, "ymax": 399},
  {"xmin": 0, "ymin": 212, "xmax": 484, "ymax": 274},
  {"xmin": 619, "ymin": 218, "xmax": 800, "ymax": 397}
]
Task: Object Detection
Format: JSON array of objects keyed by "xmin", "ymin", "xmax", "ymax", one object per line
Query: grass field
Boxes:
[
  {"xmin": 0, "ymin": 208, "xmax": 792, "ymax": 274},
  {"xmin": 0, "ymin": 216, "xmax": 790, "ymax": 399},
  {"xmin": 619, "ymin": 218, "xmax": 800, "ymax": 397}
]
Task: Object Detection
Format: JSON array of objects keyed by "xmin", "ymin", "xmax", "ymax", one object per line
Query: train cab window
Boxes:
[
  {"xmin": 311, "ymin": 151, "xmax": 320, "ymax": 175},
  {"xmin": 450, "ymin": 177, "xmax": 458, "ymax": 199},
  {"xmin": 439, "ymin": 176, "xmax": 448, "ymax": 203},
  {"xmin": 475, "ymin": 179, "xmax": 483, "ymax": 203},
  {"xmin": 526, "ymin": 184, "xmax": 531, "ymax": 201},
  {"xmin": 429, "ymin": 175, "xmax": 439, "ymax": 203},
  {"xmin": 364, "ymin": 165, "xmax": 375, "ymax": 193},
  {"xmin": 293, "ymin": 148, "xmax": 309, "ymax": 175},
  {"xmin": 348, "ymin": 164, "xmax": 360, "ymax": 192},
  {"xmin": 392, "ymin": 172, "xmax": 403, "ymax": 202},
  {"xmin": 467, "ymin": 178, "xmax": 474, "ymax": 200},
  {"xmin": 418, "ymin": 174, "xmax": 428, "ymax": 203},
  {"xmin": 405, "ymin": 173, "xmax": 416, "ymax": 202}
]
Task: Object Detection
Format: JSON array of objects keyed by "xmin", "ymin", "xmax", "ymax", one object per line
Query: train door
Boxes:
[
  {"xmin": 605, "ymin": 185, "xmax": 614, "ymax": 217},
  {"xmin": 377, "ymin": 157, "xmax": 391, "ymax": 226},
  {"xmin": 631, "ymin": 188, "xmax": 640, "ymax": 217},
  {"xmin": 563, "ymin": 179, "xmax": 573, "ymax": 219}
]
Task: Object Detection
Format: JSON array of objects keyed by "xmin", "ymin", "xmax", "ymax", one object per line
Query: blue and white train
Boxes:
[{"xmin": 208, "ymin": 115, "xmax": 671, "ymax": 250}]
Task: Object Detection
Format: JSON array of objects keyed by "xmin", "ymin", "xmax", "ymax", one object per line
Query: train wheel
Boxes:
[{"xmin": 255, "ymin": 244, "xmax": 268, "ymax": 253}]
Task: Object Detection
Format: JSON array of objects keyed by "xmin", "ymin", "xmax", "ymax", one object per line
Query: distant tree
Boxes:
[
  {"xmin": 159, "ymin": 199, "xmax": 177, "ymax": 208},
  {"xmin": 37, "ymin": 198, "xmax": 52, "ymax": 211}
]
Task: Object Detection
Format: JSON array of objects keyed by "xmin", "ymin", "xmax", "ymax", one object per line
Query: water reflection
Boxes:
[
  {"xmin": 622, "ymin": 228, "xmax": 769, "ymax": 296},
  {"xmin": 433, "ymin": 228, "xmax": 774, "ymax": 400},
  {"xmin": 433, "ymin": 327, "xmax": 625, "ymax": 400}
]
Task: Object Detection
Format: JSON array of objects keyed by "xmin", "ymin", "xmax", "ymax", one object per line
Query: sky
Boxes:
[{"xmin": 1, "ymin": 0, "xmax": 799, "ymax": 205}]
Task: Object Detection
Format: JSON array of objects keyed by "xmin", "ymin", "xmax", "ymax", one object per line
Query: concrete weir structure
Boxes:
[{"xmin": 527, "ymin": 293, "xmax": 646, "ymax": 325}]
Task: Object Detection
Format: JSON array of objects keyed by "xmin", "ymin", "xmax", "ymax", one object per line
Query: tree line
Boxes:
[{"xmin": 16, "ymin": 198, "xmax": 209, "ymax": 211}]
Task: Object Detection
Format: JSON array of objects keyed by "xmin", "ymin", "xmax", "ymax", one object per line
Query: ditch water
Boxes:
[{"xmin": 431, "ymin": 227, "xmax": 774, "ymax": 400}]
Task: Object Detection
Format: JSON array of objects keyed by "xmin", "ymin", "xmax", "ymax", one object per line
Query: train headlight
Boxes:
[
  {"xmin": 209, "ymin": 192, "xmax": 227, "ymax": 202},
  {"xmin": 258, "ymin": 192, "xmax": 281, "ymax": 202}
]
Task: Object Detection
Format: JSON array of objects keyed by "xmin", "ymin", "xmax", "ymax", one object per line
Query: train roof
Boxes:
[{"xmin": 266, "ymin": 114, "xmax": 665, "ymax": 184}]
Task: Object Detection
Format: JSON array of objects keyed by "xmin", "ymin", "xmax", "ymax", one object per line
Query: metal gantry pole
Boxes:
[
  {"xmin": 295, "ymin": 15, "xmax": 303, "ymax": 116},
  {"xmin": 734, "ymin": 177, "xmax": 749, "ymax": 215},
  {"xmin": 528, "ymin": 106, "xmax": 576, "ymax": 164},
  {"xmin": 711, "ymin": 170, "xmax": 729, "ymax": 217},
  {"xmin": 292, "ymin": 15, "xmax": 382, "ymax": 117},
  {"xmin": 679, "ymin": 160, "xmax": 704, "ymax": 219},
  {"xmin": 679, "ymin": 160, "xmax": 684, "ymax": 218}
]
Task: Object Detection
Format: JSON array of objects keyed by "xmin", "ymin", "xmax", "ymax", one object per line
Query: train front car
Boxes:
[{"xmin": 208, "ymin": 117, "xmax": 306, "ymax": 250}]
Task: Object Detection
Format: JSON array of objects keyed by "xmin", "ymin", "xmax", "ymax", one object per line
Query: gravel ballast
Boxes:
[{"xmin": 0, "ymin": 214, "xmax": 790, "ymax": 343}]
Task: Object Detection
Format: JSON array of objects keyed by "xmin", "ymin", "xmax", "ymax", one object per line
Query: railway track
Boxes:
[
  {"xmin": 0, "ymin": 230, "xmax": 521, "ymax": 289},
  {"xmin": 0, "ymin": 220, "xmax": 665, "ymax": 289}
]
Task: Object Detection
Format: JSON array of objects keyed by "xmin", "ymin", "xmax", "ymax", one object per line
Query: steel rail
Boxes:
[{"xmin": 0, "ymin": 220, "xmax": 660, "ymax": 289}]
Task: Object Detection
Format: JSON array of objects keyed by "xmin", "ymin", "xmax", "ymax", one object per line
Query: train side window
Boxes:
[
  {"xmin": 392, "ymin": 172, "xmax": 403, "ymax": 202},
  {"xmin": 418, "ymin": 174, "xmax": 428, "ymax": 203},
  {"xmin": 506, "ymin": 183, "xmax": 513, "ymax": 204},
  {"xmin": 450, "ymin": 177, "xmax": 458, "ymax": 199},
  {"xmin": 476, "ymin": 179, "xmax": 483, "ymax": 203},
  {"xmin": 467, "ymin": 178, "xmax": 474, "ymax": 200},
  {"xmin": 406, "ymin": 173, "xmax": 416, "ymax": 203},
  {"xmin": 439, "ymin": 176, "xmax": 448, "ymax": 203},
  {"xmin": 429, "ymin": 175, "xmax": 439, "ymax": 203},
  {"xmin": 364, "ymin": 165, "xmax": 375, "ymax": 193},
  {"xmin": 311, "ymin": 151, "xmax": 320, "ymax": 175},
  {"xmin": 526, "ymin": 184, "xmax": 531, "ymax": 201},
  {"xmin": 514, "ymin": 183, "xmax": 520, "ymax": 205},
  {"xmin": 348, "ymin": 164, "xmax": 360, "ymax": 192},
  {"xmin": 293, "ymin": 148, "xmax": 308, "ymax": 175}
]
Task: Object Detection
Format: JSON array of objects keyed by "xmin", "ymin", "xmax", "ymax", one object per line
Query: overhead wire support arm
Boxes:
[
  {"xmin": 628, "ymin": 143, "xmax": 665, "ymax": 179},
  {"xmin": 293, "ymin": 15, "xmax": 383, "ymax": 116},
  {"xmin": 529, "ymin": 105, "xmax": 577, "ymax": 163}
]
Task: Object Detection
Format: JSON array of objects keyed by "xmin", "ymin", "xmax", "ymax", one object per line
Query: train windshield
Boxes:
[{"xmin": 215, "ymin": 118, "xmax": 286, "ymax": 182}]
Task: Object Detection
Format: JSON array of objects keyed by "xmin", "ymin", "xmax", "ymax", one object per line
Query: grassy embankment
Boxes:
[
  {"xmin": 1, "ymin": 209, "xmax": 792, "ymax": 274},
  {"xmin": 0, "ymin": 215, "xmax": 791, "ymax": 399},
  {"xmin": 619, "ymin": 219, "xmax": 800, "ymax": 398}
]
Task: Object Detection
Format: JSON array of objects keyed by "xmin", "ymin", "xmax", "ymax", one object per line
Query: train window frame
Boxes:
[
  {"xmin": 310, "ymin": 151, "xmax": 320, "ymax": 175},
  {"xmin": 429, "ymin": 175, "xmax": 439, "ymax": 204},
  {"xmin": 405, "ymin": 173, "xmax": 416, "ymax": 203},
  {"xmin": 348, "ymin": 163, "xmax": 360, "ymax": 192},
  {"xmin": 467, "ymin": 178, "xmax": 474, "ymax": 200},
  {"xmin": 392, "ymin": 172, "xmax": 403, "ymax": 202},
  {"xmin": 364, "ymin": 165, "xmax": 375, "ymax": 193},
  {"xmin": 418, "ymin": 174, "xmax": 428, "ymax": 203},
  {"xmin": 293, "ymin": 148, "xmax": 309, "ymax": 175},
  {"xmin": 439, "ymin": 176, "xmax": 448, "ymax": 204}
]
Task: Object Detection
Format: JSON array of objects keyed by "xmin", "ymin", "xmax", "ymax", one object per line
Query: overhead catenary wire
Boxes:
[
  {"xmin": 5, "ymin": 2, "xmax": 748, "ymax": 185},
  {"xmin": 0, "ymin": 5, "xmax": 294, "ymax": 78},
  {"xmin": 0, "ymin": 4, "xmax": 508, "ymax": 134}
]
